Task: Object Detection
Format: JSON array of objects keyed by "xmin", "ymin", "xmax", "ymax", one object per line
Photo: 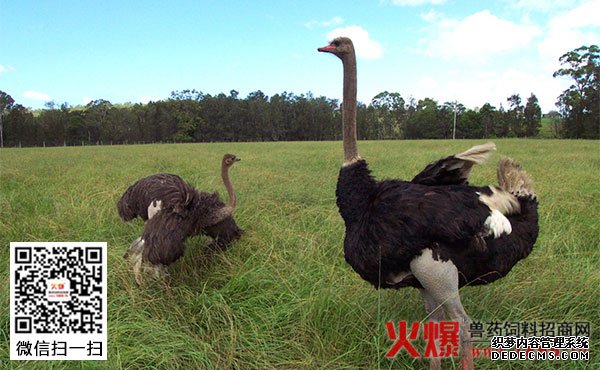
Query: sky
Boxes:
[{"xmin": 1, "ymin": 0, "xmax": 599, "ymax": 112}]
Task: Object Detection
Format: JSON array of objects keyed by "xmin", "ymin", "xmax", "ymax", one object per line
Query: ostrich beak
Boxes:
[
  {"xmin": 318, "ymin": 45, "xmax": 336, "ymax": 53},
  {"xmin": 234, "ymin": 157, "xmax": 241, "ymax": 162}
]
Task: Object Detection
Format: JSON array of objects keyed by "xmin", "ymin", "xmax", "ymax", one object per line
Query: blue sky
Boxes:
[{"xmin": 1, "ymin": 0, "xmax": 599, "ymax": 112}]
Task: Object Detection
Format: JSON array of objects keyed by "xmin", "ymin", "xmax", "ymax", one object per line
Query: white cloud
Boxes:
[
  {"xmin": 23, "ymin": 91, "xmax": 53, "ymax": 101},
  {"xmin": 410, "ymin": 67, "xmax": 564, "ymax": 112},
  {"xmin": 418, "ymin": 10, "xmax": 541, "ymax": 63},
  {"xmin": 390, "ymin": 0, "xmax": 446, "ymax": 6},
  {"xmin": 0, "ymin": 64, "xmax": 16, "ymax": 73},
  {"xmin": 305, "ymin": 16, "xmax": 344, "ymax": 29},
  {"xmin": 538, "ymin": 29, "xmax": 598, "ymax": 65},
  {"xmin": 506, "ymin": 0, "xmax": 577, "ymax": 12},
  {"xmin": 395, "ymin": 3, "xmax": 598, "ymax": 112},
  {"xmin": 326, "ymin": 26, "xmax": 384, "ymax": 60},
  {"xmin": 537, "ymin": 0, "xmax": 600, "ymax": 71},
  {"xmin": 548, "ymin": 0, "xmax": 600, "ymax": 29}
]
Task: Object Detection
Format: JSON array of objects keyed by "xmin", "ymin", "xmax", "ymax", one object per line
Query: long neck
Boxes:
[
  {"xmin": 208, "ymin": 164, "xmax": 236, "ymax": 226},
  {"xmin": 342, "ymin": 52, "xmax": 360, "ymax": 165},
  {"xmin": 222, "ymin": 164, "xmax": 236, "ymax": 210},
  {"xmin": 336, "ymin": 49, "xmax": 374, "ymax": 225}
]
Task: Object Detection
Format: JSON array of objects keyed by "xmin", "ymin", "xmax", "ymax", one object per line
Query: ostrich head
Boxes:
[
  {"xmin": 222, "ymin": 153, "xmax": 241, "ymax": 168},
  {"xmin": 318, "ymin": 37, "xmax": 355, "ymax": 60}
]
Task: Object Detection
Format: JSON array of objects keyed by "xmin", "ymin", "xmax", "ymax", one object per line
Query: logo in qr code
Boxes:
[
  {"xmin": 10, "ymin": 242, "xmax": 107, "ymax": 361},
  {"xmin": 47, "ymin": 278, "xmax": 71, "ymax": 302}
]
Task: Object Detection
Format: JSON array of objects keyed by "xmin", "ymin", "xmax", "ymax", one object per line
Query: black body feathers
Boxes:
[
  {"xmin": 411, "ymin": 155, "xmax": 472, "ymax": 186},
  {"xmin": 337, "ymin": 160, "xmax": 539, "ymax": 289}
]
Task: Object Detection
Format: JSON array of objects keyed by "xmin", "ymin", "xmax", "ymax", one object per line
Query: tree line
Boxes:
[
  {"xmin": 0, "ymin": 45, "xmax": 597, "ymax": 147},
  {"xmin": 0, "ymin": 89, "xmax": 545, "ymax": 147}
]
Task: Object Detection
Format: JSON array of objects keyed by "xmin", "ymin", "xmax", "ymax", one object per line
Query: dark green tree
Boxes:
[
  {"xmin": 65, "ymin": 110, "xmax": 87, "ymax": 145},
  {"xmin": 370, "ymin": 91, "xmax": 406, "ymax": 139},
  {"xmin": 507, "ymin": 94, "xmax": 524, "ymax": 137},
  {"xmin": 441, "ymin": 101, "xmax": 465, "ymax": 139},
  {"xmin": 493, "ymin": 104, "xmax": 510, "ymax": 137},
  {"xmin": 0, "ymin": 90, "xmax": 15, "ymax": 147},
  {"xmin": 244, "ymin": 90, "xmax": 270, "ymax": 141},
  {"xmin": 523, "ymin": 93, "xmax": 542, "ymax": 137},
  {"xmin": 3, "ymin": 103, "xmax": 35, "ymax": 146},
  {"xmin": 84, "ymin": 99, "xmax": 113, "ymax": 143},
  {"xmin": 457, "ymin": 109, "xmax": 483, "ymax": 139},
  {"xmin": 168, "ymin": 92, "xmax": 204, "ymax": 142},
  {"xmin": 479, "ymin": 103, "xmax": 496, "ymax": 138},
  {"xmin": 37, "ymin": 102, "xmax": 70, "ymax": 146},
  {"xmin": 553, "ymin": 45, "xmax": 600, "ymax": 138},
  {"xmin": 405, "ymin": 98, "xmax": 444, "ymax": 139}
]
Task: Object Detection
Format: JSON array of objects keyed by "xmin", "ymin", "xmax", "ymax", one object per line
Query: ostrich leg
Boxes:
[
  {"xmin": 123, "ymin": 237, "xmax": 144, "ymax": 284},
  {"xmin": 410, "ymin": 249, "xmax": 474, "ymax": 370},
  {"xmin": 443, "ymin": 295, "xmax": 473, "ymax": 370},
  {"xmin": 420, "ymin": 289, "xmax": 445, "ymax": 370}
]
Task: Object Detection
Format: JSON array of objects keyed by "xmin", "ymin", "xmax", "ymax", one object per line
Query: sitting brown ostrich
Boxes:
[{"xmin": 118, "ymin": 154, "xmax": 243, "ymax": 283}]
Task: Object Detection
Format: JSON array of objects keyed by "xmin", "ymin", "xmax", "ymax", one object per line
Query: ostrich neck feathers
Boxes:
[{"xmin": 336, "ymin": 160, "xmax": 376, "ymax": 225}]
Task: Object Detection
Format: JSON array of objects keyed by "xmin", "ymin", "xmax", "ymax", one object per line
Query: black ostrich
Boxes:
[
  {"xmin": 117, "ymin": 154, "xmax": 243, "ymax": 283},
  {"xmin": 319, "ymin": 37, "xmax": 538, "ymax": 370}
]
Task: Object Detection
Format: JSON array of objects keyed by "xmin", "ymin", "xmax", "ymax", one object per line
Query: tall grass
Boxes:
[{"xmin": 1, "ymin": 139, "xmax": 598, "ymax": 369}]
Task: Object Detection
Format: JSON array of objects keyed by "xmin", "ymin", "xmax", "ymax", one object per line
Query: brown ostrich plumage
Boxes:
[{"xmin": 118, "ymin": 154, "xmax": 242, "ymax": 283}]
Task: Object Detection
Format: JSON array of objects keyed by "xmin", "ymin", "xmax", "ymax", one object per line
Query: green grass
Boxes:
[
  {"xmin": 1, "ymin": 139, "xmax": 598, "ymax": 369},
  {"xmin": 538, "ymin": 117, "xmax": 559, "ymax": 139}
]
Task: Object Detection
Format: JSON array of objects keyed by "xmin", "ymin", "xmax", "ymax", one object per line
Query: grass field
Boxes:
[
  {"xmin": 538, "ymin": 117, "xmax": 559, "ymax": 139},
  {"xmin": 1, "ymin": 139, "xmax": 598, "ymax": 369}
]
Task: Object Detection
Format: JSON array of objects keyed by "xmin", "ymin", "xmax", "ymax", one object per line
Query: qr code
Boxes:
[{"xmin": 10, "ymin": 242, "xmax": 107, "ymax": 360}]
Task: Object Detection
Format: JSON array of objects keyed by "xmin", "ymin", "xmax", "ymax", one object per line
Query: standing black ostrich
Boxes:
[
  {"xmin": 319, "ymin": 37, "xmax": 539, "ymax": 370},
  {"xmin": 117, "ymin": 154, "xmax": 243, "ymax": 283}
]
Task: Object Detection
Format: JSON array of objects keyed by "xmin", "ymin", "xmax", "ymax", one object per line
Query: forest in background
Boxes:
[{"xmin": 0, "ymin": 45, "xmax": 597, "ymax": 147}]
